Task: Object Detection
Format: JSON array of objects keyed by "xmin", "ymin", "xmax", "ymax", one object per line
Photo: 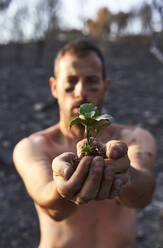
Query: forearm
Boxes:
[
  {"xmin": 34, "ymin": 180, "xmax": 77, "ymax": 221},
  {"xmin": 118, "ymin": 166, "xmax": 155, "ymax": 208}
]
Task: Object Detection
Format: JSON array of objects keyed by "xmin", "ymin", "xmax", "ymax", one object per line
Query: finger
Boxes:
[
  {"xmin": 66, "ymin": 156, "xmax": 93, "ymax": 195},
  {"xmin": 75, "ymin": 156, "xmax": 104, "ymax": 204},
  {"xmin": 52, "ymin": 152, "xmax": 76, "ymax": 180},
  {"xmin": 55, "ymin": 156, "xmax": 92, "ymax": 200},
  {"xmin": 111, "ymin": 155, "xmax": 130, "ymax": 174},
  {"xmin": 109, "ymin": 178, "xmax": 123, "ymax": 199},
  {"xmin": 97, "ymin": 164, "xmax": 114, "ymax": 200},
  {"xmin": 106, "ymin": 140, "xmax": 128, "ymax": 159},
  {"xmin": 115, "ymin": 170, "xmax": 131, "ymax": 185}
]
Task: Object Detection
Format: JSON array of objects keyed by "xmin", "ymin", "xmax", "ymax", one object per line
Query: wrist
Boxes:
[{"xmin": 118, "ymin": 166, "xmax": 155, "ymax": 208}]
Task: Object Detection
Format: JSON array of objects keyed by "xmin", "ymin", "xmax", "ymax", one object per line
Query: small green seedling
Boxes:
[{"xmin": 69, "ymin": 103, "xmax": 113, "ymax": 153}]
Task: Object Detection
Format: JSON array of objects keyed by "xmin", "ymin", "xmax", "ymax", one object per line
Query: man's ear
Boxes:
[
  {"xmin": 104, "ymin": 79, "xmax": 111, "ymax": 97},
  {"xmin": 49, "ymin": 76, "xmax": 58, "ymax": 99}
]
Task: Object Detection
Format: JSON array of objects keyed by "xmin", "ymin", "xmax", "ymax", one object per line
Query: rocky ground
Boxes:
[{"xmin": 0, "ymin": 36, "xmax": 163, "ymax": 247}]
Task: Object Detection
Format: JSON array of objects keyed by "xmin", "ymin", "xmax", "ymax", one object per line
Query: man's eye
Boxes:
[
  {"xmin": 86, "ymin": 77, "xmax": 99, "ymax": 84},
  {"xmin": 68, "ymin": 77, "xmax": 78, "ymax": 84},
  {"xmin": 88, "ymin": 87, "xmax": 98, "ymax": 92},
  {"xmin": 65, "ymin": 87, "xmax": 74, "ymax": 92},
  {"xmin": 90, "ymin": 80, "xmax": 98, "ymax": 84}
]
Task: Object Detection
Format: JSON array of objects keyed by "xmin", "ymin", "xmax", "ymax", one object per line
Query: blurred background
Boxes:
[{"xmin": 0, "ymin": 0, "xmax": 163, "ymax": 247}]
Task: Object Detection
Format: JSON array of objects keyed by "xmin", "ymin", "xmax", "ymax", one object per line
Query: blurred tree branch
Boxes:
[
  {"xmin": 85, "ymin": 7, "xmax": 132, "ymax": 49},
  {"xmin": 34, "ymin": 0, "xmax": 59, "ymax": 40}
]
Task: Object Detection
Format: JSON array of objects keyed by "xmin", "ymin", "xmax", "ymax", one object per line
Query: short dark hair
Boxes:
[{"xmin": 54, "ymin": 39, "xmax": 106, "ymax": 79}]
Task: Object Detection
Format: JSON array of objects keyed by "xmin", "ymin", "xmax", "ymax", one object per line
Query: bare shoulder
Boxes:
[
  {"xmin": 118, "ymin": 125, "xmax": 157, "ymax": 170},
  {"xmin": 101, "ymin": 123, "xmax": 156, "ymax": 155},
  {"xmin": 13, "ymin": 135, "xmax": 46, "ymax": 177},
  {"xmin": 14, "ymin": 131, "xmax": 49, "ymax": 161},
  {"xmin": 14, "ymin": 124, "xmax": 59, "ymax": 156},
  {"xmin": 13, "ymin": 126, "xmax": 61, "ymax": 196},
  {"xmin": 120, "ymin": 125, "xmax": 156, "ymax": 150},
  {"xmin": 13, "ymin": 124, "xmax": 60, "ymax": 173}
]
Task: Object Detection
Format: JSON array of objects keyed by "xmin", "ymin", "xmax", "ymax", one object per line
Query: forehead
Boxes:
[{"xmin": 58, "ymin": 52, "xmax": 103, "ymax": 77}]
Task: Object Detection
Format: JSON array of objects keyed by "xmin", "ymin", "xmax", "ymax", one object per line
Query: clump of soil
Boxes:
[
  {"xmin": 77, "ymin": 138, "xmax": 106, "ymax": 159},
  {"xmin": 71, "ymin": 138, "xmax": 106, "ymax": 168}
]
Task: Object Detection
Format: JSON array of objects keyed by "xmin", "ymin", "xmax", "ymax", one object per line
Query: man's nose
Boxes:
[{"xmin": 74, "ymin": 81, "xmax": 86, "ymax": 99}]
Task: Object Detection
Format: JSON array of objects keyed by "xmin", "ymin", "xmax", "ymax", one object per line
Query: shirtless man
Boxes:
[{"xmin": 13, "ymin": 40, "xmax": 156, "ymax": 248}]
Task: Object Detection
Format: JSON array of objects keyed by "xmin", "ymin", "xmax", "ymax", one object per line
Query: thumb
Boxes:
[
  {"xmin": 106, "ymin": 140, "xmax": 128, "ymax": 159},
  {"xmin": 52, "ymin": 152, "xmax": 76, "ymax": 180},
  {"xmin": 62, "ymin": 163, "xmax": 74, "ymax": 180}
]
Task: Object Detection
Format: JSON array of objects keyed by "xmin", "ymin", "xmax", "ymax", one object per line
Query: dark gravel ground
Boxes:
[{"xmin": 0, "ymin": 36, "xmax": 163, "ymax": 247}]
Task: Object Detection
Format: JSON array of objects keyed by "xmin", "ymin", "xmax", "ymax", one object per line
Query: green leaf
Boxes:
[
  {"xmin": 84, "ymin": 111, "xmax": 96, "ymax": 118},
  {"xmin": 80, "ymin": 103, "xmax": 99, "ymax": 117},
  {"xmin": 82, "ymin": 145, "xmax": 91, "ymax": 152},
  {"xmin": 79, "ymin": 114, "xmax": 86, "ymax": 120},
  {"xmin": 86, "ymin": 117, "xmax": 98, "ymax": 126},
  {"xmin": 69, "ymin": 103, "xmax": 114, "ymax": 146},
  {"xmin": 69, "ymin": 117, "xmax": 83, "ymax": 129},
  {"xmin": 95, "ymin": 123, "xmax": 111, "ymax": 134},
  {"xmin": 95, "ymin": 114, "xmax": 114, "ymax": 123}
]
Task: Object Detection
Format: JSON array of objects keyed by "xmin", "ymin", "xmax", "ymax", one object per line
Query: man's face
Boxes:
[{"xmin": 53, "ymin": 51, "xmax": 109, "ymax": 120}]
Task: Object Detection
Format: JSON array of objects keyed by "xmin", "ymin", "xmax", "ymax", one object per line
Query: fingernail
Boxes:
[{"xmin": 111, "ymin": 150, "xmax": 119, "ymax": 159}]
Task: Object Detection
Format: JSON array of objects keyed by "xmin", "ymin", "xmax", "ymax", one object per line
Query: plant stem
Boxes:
[{"xmin": 85, "ymin": 125, "xmax": 90, "ymax": 145}]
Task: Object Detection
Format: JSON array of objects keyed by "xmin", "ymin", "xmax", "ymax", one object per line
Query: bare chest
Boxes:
[{"xmin": 37, "ymin": 200, "xmax": 136, "ymax": 248}]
